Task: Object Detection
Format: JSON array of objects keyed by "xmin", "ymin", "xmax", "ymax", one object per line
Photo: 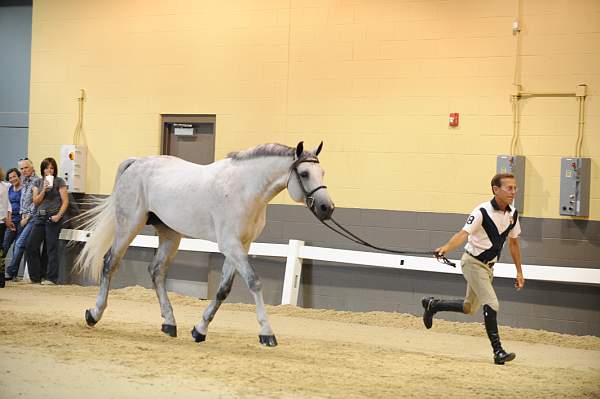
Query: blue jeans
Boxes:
[
  {"xmin": 6, "ymin": 219, "xmax": 34, "ymax": 278},
  {"xmin": 3, "ymin": 216, "xmax": 23, "ymax": 256}
]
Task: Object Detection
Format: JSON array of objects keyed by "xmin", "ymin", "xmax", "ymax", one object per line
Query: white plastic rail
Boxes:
[{"xmin": 59, "ymin": 229, "xmax": 600, "ymax": 306}]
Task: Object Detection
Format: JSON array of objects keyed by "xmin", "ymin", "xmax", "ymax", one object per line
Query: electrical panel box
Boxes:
[
  {"xmin": 60, "ymin": 145, "xmax": 87, "ymax": 193},
  {"xmin": 559, "ymin": 157, "xmax": 590, "ymax": 217},
  {"xmin": 496, "ymin": 155, "xmax": 525, "ymax": 212}
]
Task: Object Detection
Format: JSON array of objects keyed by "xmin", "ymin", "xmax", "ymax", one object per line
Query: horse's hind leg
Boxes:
[
  {"xmin": 86, "ymin": 235, "xmax": 135, "ymax": 325},
  {"xmin": 149, "ymin": 224, "xmax": 181, "ymax": 337},
  {"xmin": 86, "ymin": 216, "xmax": 146, "ymax": 326},
  {"xmin": 192, "ymin": 259, "xmax": 235, "ymax": 342}
]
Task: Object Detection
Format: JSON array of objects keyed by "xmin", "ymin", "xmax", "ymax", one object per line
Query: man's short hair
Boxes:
[
  {"xmin": 18, "ymin": 158, "xmax": 33, "ymax": 167},
  {"xmin": 491, "ymin": 173, "xmax": 515, "ymax": 190}
]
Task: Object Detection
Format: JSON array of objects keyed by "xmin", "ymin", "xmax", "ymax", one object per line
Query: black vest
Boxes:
[{"xmin": 475, "ymin": 207, "xmax": 519, "ymax": 264}]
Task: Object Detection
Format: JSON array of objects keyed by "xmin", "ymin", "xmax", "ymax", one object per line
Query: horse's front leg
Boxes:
[
  {"xmin": 230, "ymin": 249, "xmax": 277, "ymax": 347},
  {"xmin": 192, "ymin": 259, "xmax": 235, "ymax": 343}
]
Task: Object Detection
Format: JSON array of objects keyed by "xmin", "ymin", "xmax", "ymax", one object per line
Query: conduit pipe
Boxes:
[{"xmin": 511, "ymin": 84, "xmax": 588, "ymax": 156}]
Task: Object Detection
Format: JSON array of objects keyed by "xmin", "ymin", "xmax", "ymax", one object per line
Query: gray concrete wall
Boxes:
[
  {"xmin": 0, "ymin": 1, "xmax": 32, "ymax": 172},
  {"xmin": 52, "ymin": 203, "xmax": 600, "ymax": 337},
  {"xmin": 220, "ymin": 205, "xmax": 600, "ymax": 336}
]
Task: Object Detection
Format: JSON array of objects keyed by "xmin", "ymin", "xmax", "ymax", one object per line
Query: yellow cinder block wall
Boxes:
[{"xmin": 28, "ymin": 0, "xmax": 600, "ymax": 220}]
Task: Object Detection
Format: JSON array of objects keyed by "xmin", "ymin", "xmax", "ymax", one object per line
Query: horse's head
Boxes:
[{"xmin": 287, "ymin": 141, "xmax": 335, "ymax": 220}]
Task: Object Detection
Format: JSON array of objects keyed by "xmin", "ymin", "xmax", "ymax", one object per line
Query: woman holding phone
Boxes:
[{"xmin": 27, "ymin": 157, "xmax": 68, "ymax": 284}]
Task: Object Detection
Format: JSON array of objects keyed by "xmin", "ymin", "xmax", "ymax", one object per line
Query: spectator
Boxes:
[
  {"xmin": 0, "ymin": 168, "xmax": 11, "ymax": 288},
  {"xmin": 4, "ymin": 168, "xmax": 24, "ymax": 279},
  {"xmin": 27, "ymin": 157, "xmax": 68, "ymax": 285},
  {"xmin": 5, "ymin": 158, "xmax": 38, "ymax": 281}
]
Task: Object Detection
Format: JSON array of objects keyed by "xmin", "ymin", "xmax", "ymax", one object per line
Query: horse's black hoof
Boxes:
[
  {"xmin": 85, "ymin": 309, "xmax": 97, "ymax": 327},
  {"xmin": 259, "ymin": 334, "xmax": 278, "ymax": 347},
  {"xmin": 191, "ymin": 327, "xmax": 206, "ymax": 343},
  {"xmin": 161, "ymin": 324, "xmax": 177, "ymax": 337}
]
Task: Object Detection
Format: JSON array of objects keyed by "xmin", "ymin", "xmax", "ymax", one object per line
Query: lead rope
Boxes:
[
  {"xmin": 316, "ymin": 216, "xmax": 456, "ymax": 267},
  {"xmin": 290, "ymin": 156, "xmax": 456, "ymax": 267}
]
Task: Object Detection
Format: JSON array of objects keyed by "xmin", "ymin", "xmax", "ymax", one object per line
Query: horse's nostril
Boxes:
[{"xmin": 320, "ymin": 204, "xmax": 329, "ymax": 212}]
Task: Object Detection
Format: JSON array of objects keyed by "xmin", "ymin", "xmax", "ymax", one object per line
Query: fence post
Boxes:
[{"xmin": 281, "ymin": 239, "xmax": 304, "ymax": 306}]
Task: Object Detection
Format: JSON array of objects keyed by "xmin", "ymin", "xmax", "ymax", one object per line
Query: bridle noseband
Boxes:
[{"xmin": 287, "ymin": 157, "xmax": 327, "ymax": 211}]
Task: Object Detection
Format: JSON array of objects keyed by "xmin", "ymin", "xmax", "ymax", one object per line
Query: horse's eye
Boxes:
[{"xmin": 300, "ymin": 171, "xmax": 309, "ymax": 178}]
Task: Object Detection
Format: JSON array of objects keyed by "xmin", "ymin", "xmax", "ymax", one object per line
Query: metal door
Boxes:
[{"xmin": 160, "ymin": 114, "xmax": 216, "ymax": 298}]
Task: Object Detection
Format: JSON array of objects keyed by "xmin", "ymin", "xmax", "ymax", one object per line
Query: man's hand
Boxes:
[
  {"xmin": 435, "ymin": 245, "xmax": 449, "ymax": 257},
  {"xmin": 515, "ymin": 272, "xmax": 525, "ymax": 291},
  {"xmin": 20, "ymin": 215, "xmax": 29, "ymax": 227}
]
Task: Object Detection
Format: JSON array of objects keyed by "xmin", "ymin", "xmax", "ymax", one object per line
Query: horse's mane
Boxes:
[{"xmin": 227, "ymin": 143, "xmax": 296, "ymax": 161}]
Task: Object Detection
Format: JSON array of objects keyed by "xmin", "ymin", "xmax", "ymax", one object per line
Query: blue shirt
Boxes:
[{"xmin": 8, "ymin": 185, "xmax": 22, "ymax": 221}]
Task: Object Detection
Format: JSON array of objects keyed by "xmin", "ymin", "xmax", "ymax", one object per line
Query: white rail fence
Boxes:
[{"xmin": 59, "ymin": 228, "xmax": 600, "ymax": 305}]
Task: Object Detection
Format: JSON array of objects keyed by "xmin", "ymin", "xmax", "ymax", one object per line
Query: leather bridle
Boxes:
[{"xmin": 287, "ymin": 157, "xmax": 328, "ymax": 211}]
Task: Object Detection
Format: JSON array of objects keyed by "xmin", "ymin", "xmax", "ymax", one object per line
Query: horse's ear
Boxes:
[
  {"xmin": 295, "ymin": 141, "xmax": 304, "ymax": 159},
  {"xmin": 313, "ymin": 141, "xmax": 323, "ymax": 156}
]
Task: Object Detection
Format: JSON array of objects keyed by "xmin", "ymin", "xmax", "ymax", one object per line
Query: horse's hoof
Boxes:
[
  {"xmin": 191, "ymin": 327, "xmax": 206, "ymax": 343},
  {"xmin": 161, "ymin": 324, "xmax": 177, "ymax": 337},
  {"xmin": 259, "ymin": 334, "xmax": 278, "ymax": 347},
  {"xmin": 85, "ymin": 309, "xmax": 97, "ymax": 327}
]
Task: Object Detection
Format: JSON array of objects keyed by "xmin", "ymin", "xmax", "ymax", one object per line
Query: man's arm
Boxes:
[
  {"xmin": 508, "ymin": 237, "xmax": 525, "ymax": 290},
  {"xmin": 435, "ymin": 229, "xmax": 469, "ymax": 257}
]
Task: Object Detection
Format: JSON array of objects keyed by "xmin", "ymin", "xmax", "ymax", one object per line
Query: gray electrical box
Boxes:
[
  {"xmin": 559, "ymin": 157, "xmax": 591, "ymax": 217},
  {"xmin": 496, "ymin": 155, "xmax": 525, "ymax": 212}
]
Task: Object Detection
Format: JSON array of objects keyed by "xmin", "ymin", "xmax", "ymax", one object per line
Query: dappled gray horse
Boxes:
[{"xmin": 74, "ymin": 142, "xmax": 334, "ymax": 346}]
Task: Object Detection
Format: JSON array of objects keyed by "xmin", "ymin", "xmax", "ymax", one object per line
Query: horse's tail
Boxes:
[{"xmin": 73, "ymin": 158, "xmax": 138, "ymax": 282}]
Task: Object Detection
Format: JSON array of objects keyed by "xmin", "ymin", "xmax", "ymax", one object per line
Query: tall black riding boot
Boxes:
[
  {"xmin": 421, "ymin": 297, "xmax": 464, "ymax": 329},
  {"xmin": 483, "ymin": 304, "xmax": 515, "ymax": 365}
]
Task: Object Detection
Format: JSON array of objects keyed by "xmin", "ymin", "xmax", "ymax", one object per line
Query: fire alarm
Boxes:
[{"xmin": 449, "ymin": 113, "xmax": 459, "ymax": 127}]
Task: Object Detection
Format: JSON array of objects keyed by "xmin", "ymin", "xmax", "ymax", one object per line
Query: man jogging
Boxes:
[{"xmin": 423, "ymin": 173, "xmax": 525, "ymax": 365}]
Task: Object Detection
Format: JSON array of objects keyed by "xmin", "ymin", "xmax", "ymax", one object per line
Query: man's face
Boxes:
[
  {"xmin": 493, "ymin": 177, "xmax": 517, "ymax": 205},
  {"xmin": 19, "ymin": 160, "xmax": 34, "ymax": 177}
]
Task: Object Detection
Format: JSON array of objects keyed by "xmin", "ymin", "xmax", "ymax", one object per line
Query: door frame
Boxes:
[{"xmin": 160, "ymin": 114, "xmax": 216, "ymax": 155}]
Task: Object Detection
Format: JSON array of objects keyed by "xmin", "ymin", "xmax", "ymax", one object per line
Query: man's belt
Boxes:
[{"xmin": 466, "ymin": 251, "xmax": 495, "ymax": 267}]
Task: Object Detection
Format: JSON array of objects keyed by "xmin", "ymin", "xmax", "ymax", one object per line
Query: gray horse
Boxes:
[{"xmin": 74, "ymin": 142, "xmax": 334, "ymax": 346}]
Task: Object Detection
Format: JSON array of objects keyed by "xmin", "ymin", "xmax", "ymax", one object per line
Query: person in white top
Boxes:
[
  {"xmin": 421, "ymin": 173, "xmax": 525, "ymax": 365},
  {"xmin": 0, "ymin": 168, "xmax": 14, "ymax": 288}
]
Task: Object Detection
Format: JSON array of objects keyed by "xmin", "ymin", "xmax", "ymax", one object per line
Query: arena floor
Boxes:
[{"xmin": 1, "ymin": 283, "xmax": 599, "ymax": 398}]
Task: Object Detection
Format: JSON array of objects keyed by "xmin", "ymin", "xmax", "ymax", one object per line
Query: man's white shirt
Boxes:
[{"xmin": 462, "ymin": 199, "xmax": 521, "ymax": 262}]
